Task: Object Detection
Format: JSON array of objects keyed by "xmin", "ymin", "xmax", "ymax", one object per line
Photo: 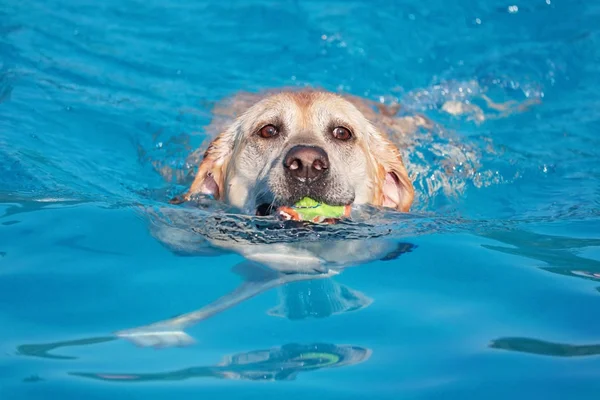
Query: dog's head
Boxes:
[{"xmin": 179, "ymin": 90, "xmax": 414, "ymax": 214}]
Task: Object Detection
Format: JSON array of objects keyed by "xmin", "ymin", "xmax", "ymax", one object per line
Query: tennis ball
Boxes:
[{"xmin": 277, "ymin": 197, "xmax": 351, "ymax": 223}]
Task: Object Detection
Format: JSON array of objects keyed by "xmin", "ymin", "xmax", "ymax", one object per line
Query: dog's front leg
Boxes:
[{"xmin": 115, "ymin": 269, "xmax": 338, "ymax": 348}]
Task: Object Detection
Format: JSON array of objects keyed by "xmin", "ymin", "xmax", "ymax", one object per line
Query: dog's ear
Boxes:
[
  {"xmin": 370, "ymin": 132, "xmax": 414, "ymax": 212},
  {"xmin": 170, "ymin": 131, "xmax": 234, "ymax": 204}
]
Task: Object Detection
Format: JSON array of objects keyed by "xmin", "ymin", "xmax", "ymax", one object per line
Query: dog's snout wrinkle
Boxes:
[{"xmin": 283, "ymin": 145, "xmax": 330, "ymax": 183}]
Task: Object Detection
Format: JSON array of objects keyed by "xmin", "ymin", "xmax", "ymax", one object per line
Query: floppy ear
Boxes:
[
  {"xmin": 370, "ymin": 133, "xmax": 414, "ymax": 212},
  {"xmin": 170, "ymin": 132, "xmax": 234, "ymax": 204}
]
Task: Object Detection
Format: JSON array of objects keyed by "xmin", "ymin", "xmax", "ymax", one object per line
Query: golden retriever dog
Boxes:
[
  {"xmin": 171, "ymin": 89, "xmax": 419, "ymax": 215},
  {"xmin": 115, "ymin": 87, "xmax": 538, "ymax": 348}
]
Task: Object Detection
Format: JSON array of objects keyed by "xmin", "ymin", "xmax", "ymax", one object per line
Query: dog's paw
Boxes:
[{"xmin": 115, "ymin": 326, "xmax": 195, "ymax": 348}]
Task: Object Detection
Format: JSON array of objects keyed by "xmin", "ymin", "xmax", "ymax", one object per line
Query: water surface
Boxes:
[{"xmin": 1, "ymin": 0, "xmax": 600, "ymax": 399}]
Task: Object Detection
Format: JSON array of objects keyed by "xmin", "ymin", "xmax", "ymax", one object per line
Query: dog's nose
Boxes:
[{"xmin": 283, "ymin": 145, "xmax": 330, "ymax": 183}]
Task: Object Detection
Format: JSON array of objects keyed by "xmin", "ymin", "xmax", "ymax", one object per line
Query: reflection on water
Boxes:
[
  {"xmin": 490, "ymin": 337, "xmax": 600, "ymax": 358},
  {"xmin": 72, "ymin": 343, "xmax": 371, "ymax": 383},
  {"xmin": 481, "ymin": 229, "xmax": 600, "ymax": 287},
  {"xmin": 0, "ymin": 197, "xmax": 84, "ymax": 220},
  {"xmin": 17, "ymin": 337, "xmax": 116, "ymax": 360},
  {"xmin": 18, "ymin": 337, "xmax": 371, "ymax": 382}
]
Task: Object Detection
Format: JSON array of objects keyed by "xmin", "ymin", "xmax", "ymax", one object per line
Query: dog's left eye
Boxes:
[
  {"xmin": 258, "ymin": 124, "xmax": 279, "ymax": 138},
  {"xmin": 332, "ymin": 126, "xmax": 352, "ymax": 141}
]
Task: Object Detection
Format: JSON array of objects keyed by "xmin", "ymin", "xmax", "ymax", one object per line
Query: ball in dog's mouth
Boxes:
[{"xmin": 256, "ymin": 198, "xmax": 351, "ymax": 223}]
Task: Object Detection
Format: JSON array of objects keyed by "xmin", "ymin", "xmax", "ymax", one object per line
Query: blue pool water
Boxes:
[{"xmin": 1, "ymin": 0, "xmax": 600, "ymax": 398}]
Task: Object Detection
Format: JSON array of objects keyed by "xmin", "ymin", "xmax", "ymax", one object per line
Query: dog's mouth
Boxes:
[
  {"xmin": 253, "ymin": 180, "xmax": 356, "ymax": 218},
  {"xmin": 255, "ymin": 203, "xmax": 277, "ymax": 217}
]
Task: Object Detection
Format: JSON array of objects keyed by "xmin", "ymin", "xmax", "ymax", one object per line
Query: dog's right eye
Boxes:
[
  {"xmin": 332, "ymin": 126, "xmax": 352, "ymax": 141},
  {"xmin": 258, "ymin": 124, "xmax": 279, "ymax": 139}
]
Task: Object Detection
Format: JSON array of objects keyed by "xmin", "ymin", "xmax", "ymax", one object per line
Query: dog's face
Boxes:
[{"xmin": 182, "ymin": 91, "xmax": 414, "ymax": 214}]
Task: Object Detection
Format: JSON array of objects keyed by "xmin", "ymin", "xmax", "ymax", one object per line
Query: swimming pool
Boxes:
[{"xmin": 1, "ymin": 0, "xmax": 600, "ymax": 398}]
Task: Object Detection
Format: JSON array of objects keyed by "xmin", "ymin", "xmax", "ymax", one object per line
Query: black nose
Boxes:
[{"xmin": 283, "ymin": 145, "xmax": 330, "ymax": 183}]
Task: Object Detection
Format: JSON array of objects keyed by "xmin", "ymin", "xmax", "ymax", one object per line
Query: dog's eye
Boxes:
[
  {"xmin": 258, "ymin": 124, "xmax": 279, "ymax": 138},
  {"xmin": 332, "ymin": 126, "xmax": 352, "ymax": 141}
]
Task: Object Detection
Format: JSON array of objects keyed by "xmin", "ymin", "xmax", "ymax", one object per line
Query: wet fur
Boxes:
[{"xmin": 175, "ymin": 89, "xmax": 416, "ymax": 213}]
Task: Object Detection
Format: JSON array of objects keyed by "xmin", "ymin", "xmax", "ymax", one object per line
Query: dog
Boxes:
[{"xmin": 116, "ymin": 87, "xmax": 538, "ymax": 348}]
